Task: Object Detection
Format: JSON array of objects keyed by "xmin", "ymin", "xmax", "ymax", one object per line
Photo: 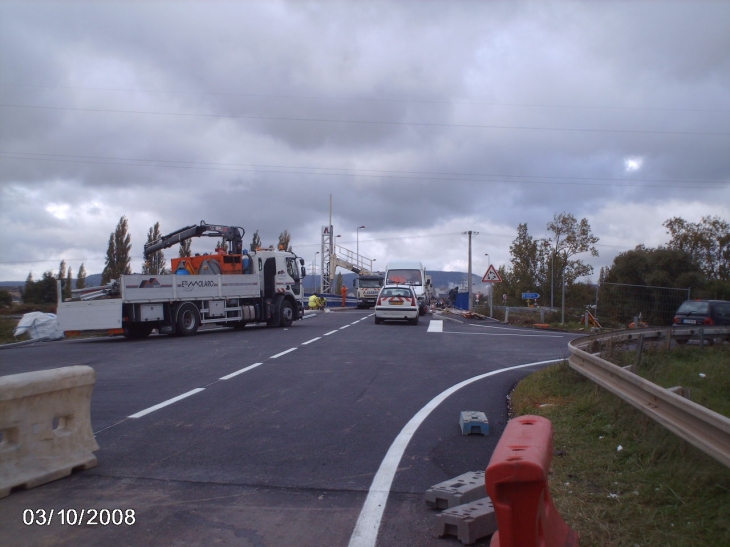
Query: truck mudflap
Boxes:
[{"xmin": 296, "ymin": 299, "xmax": 304, "ymax": 319}]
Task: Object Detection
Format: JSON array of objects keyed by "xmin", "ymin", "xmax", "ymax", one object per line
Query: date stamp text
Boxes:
[{"xmin": 23, "ymin": 508, "xmax": 136, "ymax": 526}]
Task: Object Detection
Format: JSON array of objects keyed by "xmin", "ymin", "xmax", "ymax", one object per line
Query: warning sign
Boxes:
[{"xmin": 482, "ymin": 265, "xmax": 502, "ymax": 283}]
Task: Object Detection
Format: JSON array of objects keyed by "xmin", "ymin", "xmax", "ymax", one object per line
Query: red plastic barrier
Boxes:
[{"xmin": 486, "ymin": 415, "xmax": 579, "ymax": 547}]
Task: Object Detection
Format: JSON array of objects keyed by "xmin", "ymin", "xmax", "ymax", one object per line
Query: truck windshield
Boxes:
[
  {"xmin": 359, "ymin": 278, "xmax": 383, "ymax": 288},
  {"xmin": 386, "ymin": 269, "xmax": 422, "ymax": 285}
]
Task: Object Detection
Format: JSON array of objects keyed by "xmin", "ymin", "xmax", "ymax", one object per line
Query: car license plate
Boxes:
[
  {"xmin": 391, "ymin": 301, "xmax": 403, "ymax": 305},
  {"xmin": 682, "ymin": 319, "xmax": 697, "ymax": 324}
]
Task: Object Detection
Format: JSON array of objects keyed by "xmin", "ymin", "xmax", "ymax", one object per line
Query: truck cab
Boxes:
[{"xmin": 353, "ymin": 274, "xmax": 384, "ymax": 309}]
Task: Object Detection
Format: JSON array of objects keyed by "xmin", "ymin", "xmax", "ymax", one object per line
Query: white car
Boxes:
[{"xmin": 374, "ymin": 285, "xmax": 419, "ymax": 325}]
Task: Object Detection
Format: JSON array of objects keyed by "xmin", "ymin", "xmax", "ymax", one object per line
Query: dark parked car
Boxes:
[{"xmin": 672, "ymin": 300, "xmax": 730, "ymax": 327}]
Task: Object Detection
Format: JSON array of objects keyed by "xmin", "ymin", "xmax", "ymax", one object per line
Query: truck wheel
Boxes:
[
  {"xmin": 279, "ymin": 299, "xmax": 294, "ymax": 328},
  {"xmin": 176, "ymin": 303, "xmax": 200, "ymax": 336}
]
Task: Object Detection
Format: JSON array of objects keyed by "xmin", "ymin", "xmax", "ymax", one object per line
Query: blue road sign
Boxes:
[{"xmin": 522, "ymin": 292, "xmax": 540, "ymax": 299}]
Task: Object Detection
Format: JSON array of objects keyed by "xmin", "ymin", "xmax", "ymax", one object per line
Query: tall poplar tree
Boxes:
[
  {"xmin": 278, "ymin": 230, "xmax": 292, "ymax": 252},
  {"xmin": 77, "ymin": 263, "xmax": 87, "ymax": 289},
  {"xmin": 179, "ymin": 239, "xmax": 192, "ymax": 258},
  {"xmin": 102, "ymin": 216, "xmax": 132, "ymax": 284},
  {"xmin": 64, "ymin": 267, "xmax": 73, "ymax": 300},
  {"xmin": 250, "ymin": 230, "xmax": 261, "ymax": 251},
  {"xmin": 142, "ymin": 222, "xmax": 167, "ymax": 275}
]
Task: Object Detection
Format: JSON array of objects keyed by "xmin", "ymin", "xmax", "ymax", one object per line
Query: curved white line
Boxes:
[{"xmin": 347, "ymin": 358, "xmax": 563, "ymax": 547}]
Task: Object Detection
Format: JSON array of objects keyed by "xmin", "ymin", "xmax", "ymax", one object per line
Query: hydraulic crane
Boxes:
[{"xmin": 144, "ymin": 220, "xmax": 246, "ymax": 275}]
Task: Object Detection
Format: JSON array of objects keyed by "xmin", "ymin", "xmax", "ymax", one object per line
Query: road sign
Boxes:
[
  {"xmin": 482, "ymin": 265, "xmax": 502, "ymax": 283},
  {"xmin": 522, "ymin": 292, "xmax": 540, "ymax": 300}
]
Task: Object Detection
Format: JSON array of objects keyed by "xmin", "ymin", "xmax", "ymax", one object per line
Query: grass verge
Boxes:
[
  {"xmin": 0, "ymin": 304, "xmax": 56, "ymax": 345},
  {"xmin": 0, "ymin": 316, "xmax": 31, "ymax": 344},
  {"xmin": 510, "ymin": 346, "xmax": 730, "ymax": 547}
]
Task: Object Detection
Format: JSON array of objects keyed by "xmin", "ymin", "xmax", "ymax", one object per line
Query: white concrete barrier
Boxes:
[{"xmin": 0, "ymin": 366, "xmax": 99, "ymax": 498}]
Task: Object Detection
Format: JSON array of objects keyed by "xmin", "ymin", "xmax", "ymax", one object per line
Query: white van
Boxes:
[{"xmin": 384, "ymin": 260, "xmax": 432, "ymax": 315}]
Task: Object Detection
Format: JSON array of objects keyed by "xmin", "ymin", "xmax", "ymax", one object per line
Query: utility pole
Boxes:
[{"xmin": 463, "ymin": 231, "xmax": 479, "ymax": 312}]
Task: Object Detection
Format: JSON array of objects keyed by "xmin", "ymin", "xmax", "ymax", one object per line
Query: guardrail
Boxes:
[{"xmin": 567, "ymin": 326, "xmax": 730, "ymax": 468}]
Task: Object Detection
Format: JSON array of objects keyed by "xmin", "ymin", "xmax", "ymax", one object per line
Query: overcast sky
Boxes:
[{"xmin": 1, "ymin": 1, "xmax": 728, "ymax": 284}]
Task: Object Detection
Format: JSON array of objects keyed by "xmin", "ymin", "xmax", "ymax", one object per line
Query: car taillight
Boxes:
[
  {"xmin": 673, "ymin": 316, "xmax": 679, "ymax": 324},
  {"xmin": 703, "ymin": 317, "xmax": 714, "ymax": 325},
  {"xmin": 377, "ymin": 297, "xmax": 383, "ymax": 306},
  {"xmin": 411, "ymin": 296, "xmax": 417, "ymax": 306}
]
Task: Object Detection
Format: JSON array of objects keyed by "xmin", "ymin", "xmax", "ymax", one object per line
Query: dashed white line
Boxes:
[
  {"xmin": 340, "ymin": 325, "xmax": 350, "ymax": 330},
  {"xmin": 302, "ymin": 337, "xmax": 321, "ymax": 345},
  {"xmin": 347, "ymin": 358, "xmax": 563, "ymax": 547},
  {"xmin": 270, "ymin": 347, "xmax": 297, "ymax": 359},
  {"xmin": 220, "ymin": 362, "xmax": 264, "ymax": 380},
  {"xmin": 129, "ymin": 388, "xmax": 205, "ymax": 419},
  {"xmin": 427, "ymin": 320, "xmax": 443, "ymax": 333},
  {"xmin": 324, "ymin": 330, "xmax": 338, "ymax": 336}
]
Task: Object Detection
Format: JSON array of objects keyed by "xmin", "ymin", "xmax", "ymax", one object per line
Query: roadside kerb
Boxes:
[{"xmin": 568, "ymin": 327, "xmax": 730, "ymax": 468}]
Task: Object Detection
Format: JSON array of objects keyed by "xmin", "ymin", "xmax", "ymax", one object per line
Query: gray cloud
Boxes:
[{"xmin": 1, "ymin": 1, "xmax": 728, "ymax": 282}]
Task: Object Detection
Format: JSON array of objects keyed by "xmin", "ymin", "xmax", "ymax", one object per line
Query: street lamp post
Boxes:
[{"xmin": 314, "ymin": 251, "xmax": 320, "ymax": 293}]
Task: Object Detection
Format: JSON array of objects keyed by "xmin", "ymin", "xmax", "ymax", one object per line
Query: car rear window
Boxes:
[
  {"xmin": 382, "ymin": 288, "xmax": 414, "ymax": 298},
  {"xmin": 676, "ymin": 301, "xmax": 709, "ymax": 315}
]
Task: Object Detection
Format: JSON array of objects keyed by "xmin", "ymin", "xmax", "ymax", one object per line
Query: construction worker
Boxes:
[
  {"xmin": 309, "ymin": 293, "xmax": 327, "ymax": 310},
  {"xmin": 341, "ymin": 285, "xmax": 347, "ymax": 307}
]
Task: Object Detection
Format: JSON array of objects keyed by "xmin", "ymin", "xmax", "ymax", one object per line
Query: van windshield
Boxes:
[{"xmin": 386, "ymin": 269, "xmax": 422, "ymax": 286}]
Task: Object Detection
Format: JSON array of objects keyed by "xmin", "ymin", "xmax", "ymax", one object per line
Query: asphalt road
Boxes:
[{"xmin": 0, "ymin": 309, "xmax": 578, "ymax": 547}]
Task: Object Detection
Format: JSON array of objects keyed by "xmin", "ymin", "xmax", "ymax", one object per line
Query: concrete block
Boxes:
[
  {"xmin": 425, "ymin": 470, "xmax": 486, "ymax": 509},
  {"xmin": 433, "ymin": 497, "xmax": 497, "ymax": 545},
  {"xmin": 459, "ymin": 411, "xmax": 489, "ymax": 436},
  {"xmin": 0, "ymin": 366, "xmax": 99, "ymax": 498}
]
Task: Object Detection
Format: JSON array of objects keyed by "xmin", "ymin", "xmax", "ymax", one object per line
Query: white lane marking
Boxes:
[
  {"xmin": 271, "ymin": 347, "xmax": 297, "ymax": 359},
  {"xmin": 302, "ymin": 314, "xmax": 316, "ymax": 320},
  {"xmin": 347, "ymin": 358, "xmax": 562, "ymax": 547},
  {"xmin": 220, "ymin": 362, "xmax": 264, "ymax": 380},
  {"xmin": 469, "ymin": 323, "xmax": 577, "ymax": 336},
  {"xmin": 427, "ymin": 320, "xmax": 443, "ymax": 333},
  {"xmin": 302, "ymin": 337, "xmax": 322, "ymax": 345},
  {"xmin": 340, "ymin": 325, "xmax": 350, "ymax": 330},
  {"xmin": 445, "ymin": 332, "xmax": 564, "ymax": 338},
  {"xmin": 129, "ymin": 388, "xmax": 205, "ymax": 419},
  {"xmin": 324, "ymin": 330, "xmax": 339, "ymax": 336}
]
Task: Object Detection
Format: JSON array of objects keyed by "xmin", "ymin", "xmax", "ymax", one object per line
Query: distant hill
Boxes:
[{"xmin": 0, "ymin": 273, "xmax": 104, "ymax": 289}]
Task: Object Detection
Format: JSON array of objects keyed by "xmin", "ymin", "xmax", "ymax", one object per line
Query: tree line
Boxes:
[
  {"xmin": 496, "ymin": 213, "xmax": 730, "ymax": 311},
  {"xmin": 22, "ymin": 217, "xmax": 294, "ymax": 304},
  {"xmin": 495, "ymin": 212, "xmax": 600, "ymax": 308}
]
